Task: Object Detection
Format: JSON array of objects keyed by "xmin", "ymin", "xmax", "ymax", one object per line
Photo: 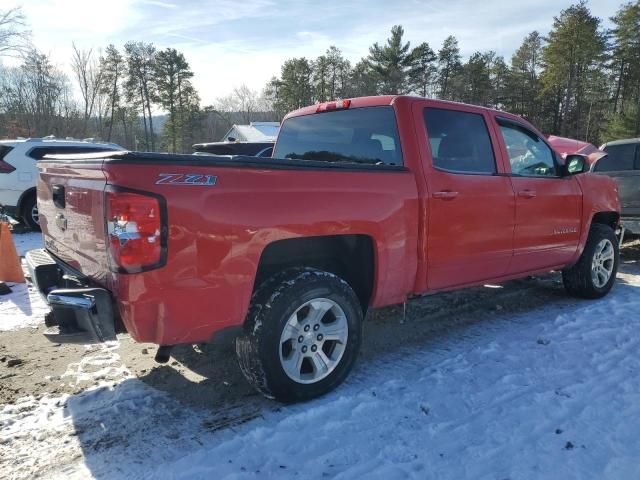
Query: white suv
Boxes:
[{"xmin": 0, "ymin": 137, "xmax": 123, "ymax": 229}]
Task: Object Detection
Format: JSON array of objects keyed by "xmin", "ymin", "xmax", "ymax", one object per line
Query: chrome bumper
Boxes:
[{"xmin": 25, "ymin": 249, "xmax": 117, "ymax": 344}]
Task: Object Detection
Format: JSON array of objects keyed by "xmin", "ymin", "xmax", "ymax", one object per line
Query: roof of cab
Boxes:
[
  {"xmin": 283, "ymin": 94, "xmax": 520, "ymax": 121},
  {"xmin": 284, "ymin": 95, "xmax": 399, "ymax": 119},
  {"xmin": 600, "ymin": 138, "xmax": 640, "ymax": 148}
]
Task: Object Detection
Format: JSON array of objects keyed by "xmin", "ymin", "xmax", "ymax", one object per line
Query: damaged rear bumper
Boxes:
[{"xmin": 25, "ymin": 248, "xmax": 117, "ymax": 344}]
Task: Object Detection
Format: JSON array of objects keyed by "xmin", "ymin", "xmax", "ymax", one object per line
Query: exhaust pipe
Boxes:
[{"xmin": 155, "ymin": 345, "xmax": 174, "ymax": 364}]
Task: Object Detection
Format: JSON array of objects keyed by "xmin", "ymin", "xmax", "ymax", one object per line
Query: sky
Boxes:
[{"xmin": 3, "ymin": 0, "xmax": 618, "ymax": 107}]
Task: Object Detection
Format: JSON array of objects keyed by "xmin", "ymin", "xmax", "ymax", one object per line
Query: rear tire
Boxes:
[
  {"xmin": 562, "ymin": 224, "xmax": 618, "ymax": 299},
  {"xmin": 236, "ymin": 267, "xmax": 363, "ymax": 403},
  {"xmin": 21, "ymin": 194, "xmax": 40, "ymax": 231}
]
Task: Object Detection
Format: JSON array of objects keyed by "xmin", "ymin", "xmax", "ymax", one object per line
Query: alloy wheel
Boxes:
[
  {"xmin": 278, "ymin": 298, "xmax": 348, "ymax": 384},
  {"xmin": 591, "ymin": 238, "xmax": 614, "ymax": 288}
]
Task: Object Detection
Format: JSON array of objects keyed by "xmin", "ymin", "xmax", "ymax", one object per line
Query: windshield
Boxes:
[{"xmin": 273, "ymin": 106, "xmax": 403, "ymax": 166}]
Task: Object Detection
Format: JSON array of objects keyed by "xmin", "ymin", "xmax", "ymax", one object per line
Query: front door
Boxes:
[
  {"xmin": 417, "ymin": 103, "xmax": 515, "ymax": 290},
  {"xmin": 495, "ymin": 118, "xmax": 582, "ymax": 273}
]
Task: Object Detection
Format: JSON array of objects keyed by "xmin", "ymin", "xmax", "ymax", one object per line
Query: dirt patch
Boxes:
[{"xmin": 0, "ymin": 331, "xmax": 104, "ymax": 404}]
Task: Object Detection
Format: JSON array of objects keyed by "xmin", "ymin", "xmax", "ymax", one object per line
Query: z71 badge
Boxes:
[{"xmin": 156, "ymin": 173, "xmax": 217, "ymax": 186}]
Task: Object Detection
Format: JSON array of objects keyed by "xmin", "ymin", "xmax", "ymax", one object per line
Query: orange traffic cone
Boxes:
[{"xmin": 0, "ymin": 222, "xmax": 25, "ymax": 283}]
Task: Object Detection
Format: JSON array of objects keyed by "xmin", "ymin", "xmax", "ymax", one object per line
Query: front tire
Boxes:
[
  {"xmin": 21, "ymin": 194, "xmax": 40, "ymax": 231},
  {"xmin": 562, "ymin": 224, "xmax": 619, "ymax": 299},
  {"xmin": 236, "ymin": 267, "xmax": 363, "ymax": 403}
]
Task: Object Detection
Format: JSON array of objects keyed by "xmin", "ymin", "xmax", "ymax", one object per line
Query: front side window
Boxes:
[
  {"xmin": 273, "ymin": 106, "xmax": 403, "ymax": 166},
  {"xmin": 423, "ymin": 108, "xmax": 496, "ymax": 174},
  {"xmin": 499, "ymin": 123, "xmax": 558, "ymax": 177},
  {"xmin": 596, "ymin": 144, "xmax": 637, "ymax": 172}
]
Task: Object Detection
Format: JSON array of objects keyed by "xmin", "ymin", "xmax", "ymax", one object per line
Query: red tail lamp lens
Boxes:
[
  {"xmin": 0, "ymin": 160, "xmax": 15, "ymax": 174},
  {"xmin": 106, "ymin": 191, "xmax": 164, "ymax": 271}
]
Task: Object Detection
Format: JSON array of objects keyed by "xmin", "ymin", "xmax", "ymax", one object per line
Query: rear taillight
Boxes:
[
  {"xmin": 0, "ymin": 146, "xmax": 15, "ymax": 173},
  {"xmin": 0, "ymin": 160, "xmax": 15, "ymax": 173},
  {"xmin": 106, "ymin": 190, "xmax": 166, "ymax": 272}
]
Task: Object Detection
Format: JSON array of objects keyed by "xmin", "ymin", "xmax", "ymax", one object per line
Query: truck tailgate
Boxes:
[{"xmin": 37, "ymin": 159, "xmax": 111, "ymax": 286}]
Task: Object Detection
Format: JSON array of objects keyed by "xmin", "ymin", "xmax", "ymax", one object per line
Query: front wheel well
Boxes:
[
  {"xmin": 591, "ymin": 211, "xmax": 620, "ymax": 230},
  {"xmin": 254, "ymin": 235, "xmax": 375, "ymax": 312}
]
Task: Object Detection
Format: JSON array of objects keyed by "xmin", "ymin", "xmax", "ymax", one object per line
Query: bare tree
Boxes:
[
  {"xmin": 0, "ymin": 7, "xmax": 30, "ymax": 57},
  {"xmin": 1, "ymin": 49, "xmax": 77, "ymax": 136},
  {"xmin": 215, "ymin": 84, "xmax": 258, "ymax": 124},
  {"xmin": 233, "ymin": 85, "xmax": 257, "ymax": 124},
  {"xmin": 71, "ymin": 43, "xmax": 103, "ymax": 135}
]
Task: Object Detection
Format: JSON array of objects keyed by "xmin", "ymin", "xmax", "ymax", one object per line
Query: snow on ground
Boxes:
[
  {"xmin": 1, "ymin": 343, "xmax": 217, "ymax": 480},
  {"xmin": 147, "ymin": 270, "xmax": 640, "ymax": 480},
  {"xmin": 0, "ymin": 232, "xmax": 48, "ymax": 332},
  {"xmin": 11, "ymin": 231, "xmax": 44, "ymax": 257},
  {"xmin": 0, "ymin": 282, "xmax": 48, "ymax": 331},
  {"xmin": 1, "ymin": 263, "xmax": 640, "ymax": 479}
]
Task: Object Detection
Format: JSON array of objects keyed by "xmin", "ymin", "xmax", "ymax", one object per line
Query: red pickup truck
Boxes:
[{"xmin": 28, "ymin": 95, "xmax": 620, "ymax": 402}]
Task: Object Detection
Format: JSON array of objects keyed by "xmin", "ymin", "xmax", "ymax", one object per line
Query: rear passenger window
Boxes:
[
  {"xmin": 596, "ymin": 144, "xmax": 637, "ymax": 172},
  {"xmin": 423, "ymin": 108, "xmax": 496, "ymax": 174},
  {"xmin": 274, "ymin": 106, "xmax": 403, "ymax": 166}
]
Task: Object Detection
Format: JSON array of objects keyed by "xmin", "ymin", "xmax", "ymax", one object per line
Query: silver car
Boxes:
[{"xmin": 597, "ymin": 138, "xmax": 640, "ymax": 234}]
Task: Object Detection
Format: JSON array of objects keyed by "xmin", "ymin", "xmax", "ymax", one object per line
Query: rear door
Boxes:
[
  {"xmin": 596, "ymin": 143, "xmax": 640, "ymax": 217},
  {"xmin": 38, "ymin": 158, "xmax": 111, "ymax": 285},
  {"xmin": 494, "ymin": 117, "xmax": 582, "ymax": 273},
  {"xmin": 414, "ymin": 102, "xmax": 515, "ymax": 290}
]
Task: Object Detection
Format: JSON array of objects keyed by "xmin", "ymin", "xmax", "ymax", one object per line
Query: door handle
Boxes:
[
  {"xmin": 517, "ymin": 189, "xmax": 536, "ymax": 198},
  {"xmin": 433, "ymin": 191, "xmax": 459, "ymax": 200}
]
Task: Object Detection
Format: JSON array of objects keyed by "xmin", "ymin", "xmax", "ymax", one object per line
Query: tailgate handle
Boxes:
[{"xmin": 52, "ymin": 185, "xmax": 65, "ymax": 208}]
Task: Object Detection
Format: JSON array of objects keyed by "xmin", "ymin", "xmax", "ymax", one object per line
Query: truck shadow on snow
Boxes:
[
  {"xmin": 127, "ymin": 239, "xmax": 639, "ymax": 414},
  {"xmin": 60, "ymin": 247, "xmax": 640, "ymax": 479},
  {"xmin": 134, "ymin": 262, "xmax": 639, "ymax": 408},
  {"xmin": 147, "ymin": 234, "xmax": 633, "ymax": 410},
  {"xmin": 134, "ymin": 272, "xmax": 574, "ymax": 411}
]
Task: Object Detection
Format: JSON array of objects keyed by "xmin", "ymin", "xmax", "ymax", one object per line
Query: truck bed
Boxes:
[{"xmin": 37, "ymin": 151, "xmax": 419, "ymax": 345}]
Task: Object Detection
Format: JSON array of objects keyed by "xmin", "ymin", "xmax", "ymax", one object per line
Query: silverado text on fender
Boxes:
[{"xmin": 28, "ymin": 96, "xmax": 621, "ymax": 402}]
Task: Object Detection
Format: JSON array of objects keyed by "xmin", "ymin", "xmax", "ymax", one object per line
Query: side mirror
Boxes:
[{"xmin": 564, "ymin": 154, "xmax": 587, "ymax": 175}]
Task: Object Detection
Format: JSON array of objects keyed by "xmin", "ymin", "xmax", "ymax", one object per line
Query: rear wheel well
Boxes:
[
  {"xmin": 591, "ymin": 211, "xmax": 620, "ymax": 230},
  {"xmin": 254, "ymin": 235, "xmax": 375, "ymax": 311}
]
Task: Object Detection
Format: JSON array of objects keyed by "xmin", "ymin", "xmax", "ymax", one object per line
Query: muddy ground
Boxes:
[{"xmin": 2, "ymin": 237, "xmax": 638, "ymax": 412}]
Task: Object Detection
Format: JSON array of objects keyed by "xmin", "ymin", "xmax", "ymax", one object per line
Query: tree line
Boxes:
[
  {"xmin": 1, "ymin": 1, "xmax": 639, "ymax": 150},
  {"xmin": 0, "ymin": 36, "xmax": 205, "ymax": 151},
  {"xmin": 265, "ymin": 1, "xmax": 640, "ymax": 145},
  {"xmin": 0, "ymin": 7, "xmax": 273, "ymax": 151}
]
